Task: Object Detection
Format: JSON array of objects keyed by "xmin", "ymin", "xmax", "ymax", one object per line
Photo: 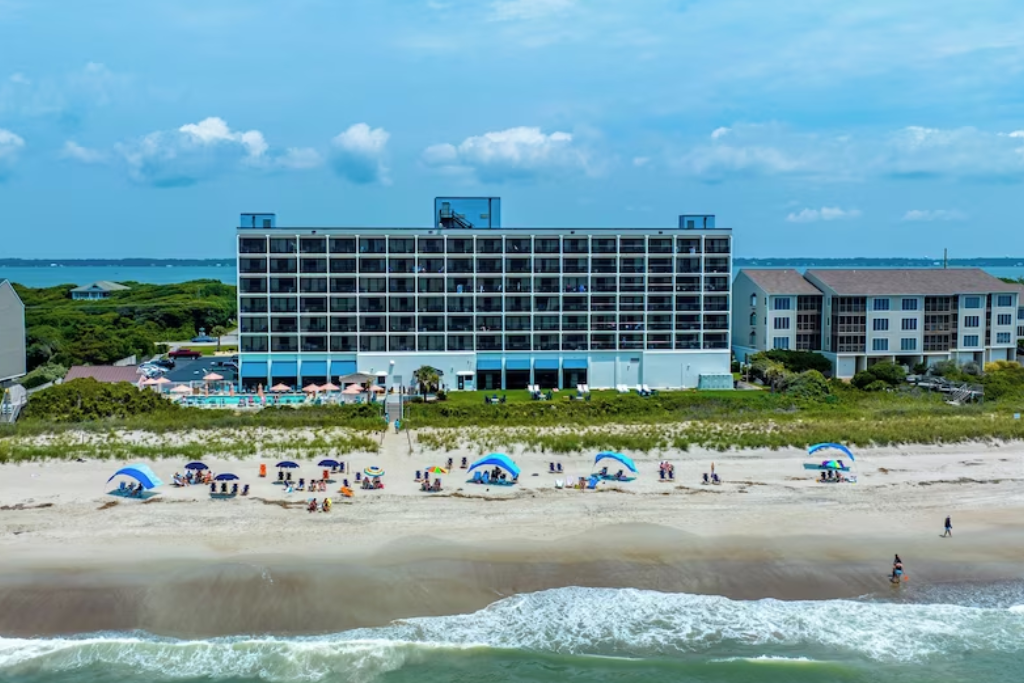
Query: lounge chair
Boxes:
[
  {"xmin": 286, "ymin": 472, "xmax": 293, "ymax": 482},
  {"xmin": 415, "ymin": 470, "xmax": 423, "ymax": 481},
  {"xmin": 549, "ymin": 462, "xmax": 556, "ymax": 473},
  {"xmin": 557, "ymin": 463, "xmax": 563, "ymax": 473},
  {"xmin": 343, "ymin": 478, "xmax": 350, "ymax": 488},
  {"xmin": 242, "ymin": 484, "xmax": 250, "ymax": 496},
  {"xmin": 298, "ymin": 478, "xmax": 306, "ymax": 491},
  {"xmin": 231, "ymin": 483, "xmax": 239, "ymax": 495},
  {"xmin": 118, "ymin": 481, "xmax": 128, "ymax": 493},
  {"xmin": 339, "ymin": 461, "xmax": 346, "ymax": 472},
  {"xmin": 712, "ymin": 473, "xmax": 721, "ymax": 485},
  {"xmin": 278, "ymin": 471, "xmax": 284, "ymax": 481},
  {"xmin": 555, "ymin": 479, "xmax": 564, "ymax": 489},
  {"xmin": 586, "ymin": 476, "xmax": 599, "ymax": 489},
  {"xmin": 355, "ymin": 472, "xmax": 362, "ymax": 482},
  {"xmin": 481, "ymin": 472, "xmax": 490, "ymax": 484},
  {"xmin": 460, "ymin": 457, "xmax": 468, "ymax": 469},
  {"xmin": 209, "ymin": 483, "xmax": 216, "ymax": 494},
  {"xmin": 470, "ymin": 471, "xmax": 483, "ymax": 484}
]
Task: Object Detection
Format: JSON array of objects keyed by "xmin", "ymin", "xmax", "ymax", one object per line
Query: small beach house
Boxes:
[{"xmin": 70, "ymin": 281, "xmax": 130, "ymax": 300}]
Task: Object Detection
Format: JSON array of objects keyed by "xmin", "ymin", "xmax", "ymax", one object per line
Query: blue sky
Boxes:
[{"xmin": 2, "ymin": 0, "xmax": 1024, "ymax": 258}]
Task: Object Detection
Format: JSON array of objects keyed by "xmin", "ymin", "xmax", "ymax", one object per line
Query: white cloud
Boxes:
[
  {"xmin": 0, "ymin": 128, "xmax": 25, "ymax": 178},
  {"xmin": 329, "ymin": 123, "xmax": 390, "ymax": 184},
  {"xmin": 786, "ymin": 206, "xmax": 861, "ymax": 223},
  {"xmin": 115, "ymin": 117, "xmax": 274, "ymax": 187},
  {"xmin": 423, "ymin": 126, "xmax": 594, "ymax": 182},
  {"xmin": 61, "ymin": 141, "xmax": 106, "ymax": 164},
  {"xmin": 277, "ymin": 147, "xmax": 323, "ymax": 170},
  {"xmin": 710, "ymin": 126, "xmax": 731, "ymax": 140},
  {"xmin": 902, "ymin": 209, "xmax": 967, "ymax": 222},
  {"xmin": 490, "ymin": 0, "xmax": 575, "ymax": 21},
  {"xmin": 1, "ymin": 62, "xmax": 127, "ymax": 119},
  {"xmin": 632, "ymin": 156, "xmax": 650, "ymax": 167}
]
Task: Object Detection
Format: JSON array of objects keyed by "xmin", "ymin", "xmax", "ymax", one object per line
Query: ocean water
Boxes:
[
  {"xmin": 3, "ymin": 586, "xmax": 1023, "ymax": 683},
  {"xmin": 1, "ymin": 265, "xmax": 1022, "ymax": 289}
]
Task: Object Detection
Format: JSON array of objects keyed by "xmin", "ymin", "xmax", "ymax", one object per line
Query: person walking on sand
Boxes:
[{"xmin": 942, "ymin": 515, "xmax": 952, "ymax": 537}]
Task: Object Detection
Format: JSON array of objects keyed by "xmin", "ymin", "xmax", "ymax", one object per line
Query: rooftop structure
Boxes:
[
  {"xmin": 64, "ymin": 365, "xmax": 143, "ymax": 385},
  {"xmin": 236, "ymin": 199, "xmax": 735, "ymax": 392}
]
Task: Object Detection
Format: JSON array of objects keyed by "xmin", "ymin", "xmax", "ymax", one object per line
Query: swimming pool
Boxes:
[{"xmin": 183, "ymin": 395, "xmax": 308, "ymax": 407}]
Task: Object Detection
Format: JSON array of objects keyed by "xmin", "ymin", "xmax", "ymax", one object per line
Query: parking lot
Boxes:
[{"xmin": 162, "ymin": 357, "xmax": 238, "ymax": 384}]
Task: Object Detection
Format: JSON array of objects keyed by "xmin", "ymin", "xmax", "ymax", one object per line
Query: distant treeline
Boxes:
[{"xmin": 15, "ymin": 280, "xmax": 236, "ymax": 375}]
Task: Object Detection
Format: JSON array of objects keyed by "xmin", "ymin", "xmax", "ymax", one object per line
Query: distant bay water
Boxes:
[{"xmin": 1, "ymin": 263, "xmax": 1022, "ymax": 288}]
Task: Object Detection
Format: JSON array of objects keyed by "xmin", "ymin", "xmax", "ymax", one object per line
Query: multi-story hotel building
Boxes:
[
  {"xmin": 236, "ymin": 199, "xmax": 734, "ymax": 391},
  {"xmin": 732, "ymin": 268, "xmax": 1021, "ymax": 378}
]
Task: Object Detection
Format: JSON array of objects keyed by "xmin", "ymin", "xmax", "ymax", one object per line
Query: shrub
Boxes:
[
  {"xmin": 17, "ymin": 362, "xmax": 68, "ymax": 390},
  {"xmin": 866, "ymin": 361, "xmax": 906, "ymax": 386},
  {"xmin": 435, "ymin": 389, "xmax": 448, "ymax": 402},
  {"xmin": 863, "ymin": 380, "xmax": 890, "ymax": 392},
  {"xmin": 762, "ymin": 350, "xmax": 832, "ymax": 375},
  {"xmin": 851, "ymin": 370, "xmax": 875, "ymax": 390},
  {"xmin": 912, "ymin": 361, "xmax": 929, "ymax": 375},
  {"xmin": 961, "ymin": 361, "xmax": 982, "ymax": 377},
  {"xmin": 781, "ymin": 369, "xmax": 831, "ymax": 400}
]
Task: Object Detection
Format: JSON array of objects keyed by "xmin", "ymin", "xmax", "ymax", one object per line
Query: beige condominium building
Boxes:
[
  {"xmin": 733, "ymin": 268, "xmax": 1021, "ymax": 378},
  {"xmin": 0, "ymin": 279, "xmax": 27, "ymax": 384}
]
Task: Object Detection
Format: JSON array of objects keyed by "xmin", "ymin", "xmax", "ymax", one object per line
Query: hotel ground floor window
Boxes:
[
  {"xmin": 534, "ymin": 369, "xmax": 558, "ymax": 388},
  {"xmin": 477, "ymin": 369, "xmax": 501, "ymax": 391},
  {"xmin": 505, "ymin": 369, "xmax": 530, "ymax": 390},
  {"xmin": 563, "ymin": 368, "xmax": 588, "ymax": 389}
]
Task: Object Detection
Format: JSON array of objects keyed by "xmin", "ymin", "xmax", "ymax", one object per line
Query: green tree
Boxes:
[
  {"xmin": 210, "ymin": 325, "xmax": 229, "ymax": 352},
  {"xmin": 413, "ymin": 365, "xmax": 440, "ymax": 400}
]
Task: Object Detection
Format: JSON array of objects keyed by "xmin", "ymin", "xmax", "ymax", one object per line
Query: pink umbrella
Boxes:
[
  {"xmin": 203, "ymin": 372, "xmax": 224, "ymax": 381},
  {"xmin": 302, "ymin": 383, "xmax": 321, "ymax": 393},
  {"xmin": 320, "ymin": 382, "xmax": 340, "ymax": 392},
  {"xmin": 154, "ymin": 377, "xmax": 172, "ymax": 385},
  {"xmin": 368, "ymin": 385, "xmax": 385, "ymax": 393},
  {"xmin": 343, "ymin": 384, "xmax": 364, "ymax": 395},
  {"xmin": 171, "ymin": 385, "xmax": 192, "ymax": 394},
  {"xmin": 141, "ymin": 378, "xmax": 159, "ymax": 386},
  {"xmin": 270, "ymin": 384, "xmax": 291, "ymax": 393}
]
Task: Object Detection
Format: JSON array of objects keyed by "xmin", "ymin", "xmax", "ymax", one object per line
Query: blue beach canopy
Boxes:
[
  {"xmin": 107, "ymin": 464, "xmax": 164, "ymax": 490},
  {"xmin": 276, "ymin": 461, "xmax": 299, "ymax": 469},
  {"xmin": 594, "ymin": 451, "xmax": 638, "ymax": 473},
  {"xmin": 808, "ymin": 443, "xmax": 855, "ymax": 462},
  {"xmin": 184, "ymin": 462, "xmax": 208, "ymax": 471},
  {"xmin": 468, "ymin": 453, "xmax": 521, "ymax": 478},
  {"xmin": 214, "ymin": 473, "xmax": 240, "ymax": 481},
  {"xmin": 317, "ymin": 459, "xmax": 339, "ymax": 468}
]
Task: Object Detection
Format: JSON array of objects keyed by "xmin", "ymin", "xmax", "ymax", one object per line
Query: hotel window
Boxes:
[
  {"xmin": 997, "ymin": 314, "xmax": 1012, "ymax": 325},
  {"xmin": 901, "ymin": 318, "xmax": 918, "ymax": 331},
  {"xmin": 963, "ymin": 335, "xmax": 979, "ymax": 347},
  {"xmin": 772, "ymin": 337, "xmax": 790, "ymax": 350},
  {"xmin": 873, "ymin": 319, "xmax": 889, "ymax": 331},
  {"xmin": 872, "ymin": 338, "xmax": 889, "ymax": 351},
  {"xmin": 749, "ymin": 312, "xmax": 756, "ymax": 325},
  {"xmin": 773, "ymin": 297, "xmax": 791, "ymax": 311},
  {"xmin": 900, "ymin": 338, "xmax": 917, "ymax": 351},
  {"xmin": 750, "ymin": 293, "xmax": 757, "ymax": 307},
  {"xmin": 997, "ymin": 332, "xmax": 1012, "ymax": 344},
  {"xmin": 873, "ymin": 298, "xmax": 890, "ymax": 311},
  {"xmin": 964, "ymin": 316, "xmax": 980, "ymax": 328},
  {"xmin": 997, "ymin": 295, "xmax": 1013, "ymax": 307},
  {"xmin": 901, "ymin": 298, "xmax": 918, "ymax": 311},
  {"xmin": 773, "ymin": 317, "xmax": 790, "ymax": 330},
  {"xmin": 963, "ymin": 296, "xmax": 981, "ymax": 309}
]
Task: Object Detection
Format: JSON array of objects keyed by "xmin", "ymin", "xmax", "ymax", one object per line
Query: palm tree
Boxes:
[
  {"xmin": 210, "ymin": 325, "xmax": 229, "ymax": 352},
  {"xmin": 413, "ymin": 365, "xmax": 440, "ymax": 400}
]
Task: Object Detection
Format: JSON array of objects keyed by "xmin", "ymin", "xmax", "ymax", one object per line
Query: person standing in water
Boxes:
[{"xmin": 942, "ymin": 515, "xmax": 952, "ymax": 537}]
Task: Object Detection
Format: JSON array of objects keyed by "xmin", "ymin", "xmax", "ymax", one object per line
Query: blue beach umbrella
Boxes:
[
  {"xmin": 184, "ymin": 462, "xmax": 208, "ymax": 471},
  {"xmin": 276, "ymin": 461, "xmax": 299, "ymax": 469},
  {"xmin": 594, "ymin": 451, "xmax": 638, "ymax": 473},
  {"xmin": 318, "ymin": 459, "xmax": 339, "ymax": 468},
  {"xmin": 214, "ymin": 473, "xmax": 240, "ymax": 481}
]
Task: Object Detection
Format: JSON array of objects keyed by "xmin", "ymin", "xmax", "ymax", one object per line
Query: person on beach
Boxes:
[{"xmin": 942, "ymin": 515, "xmax": 952, "ymax": 537}]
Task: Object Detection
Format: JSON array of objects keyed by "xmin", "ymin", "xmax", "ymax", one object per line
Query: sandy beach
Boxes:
[{"xmin": 2, "ymin": 430, "xmax": 1024, "ymax": 637}]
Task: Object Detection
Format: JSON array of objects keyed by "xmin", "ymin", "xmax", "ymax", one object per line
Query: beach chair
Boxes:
[
  {"xmin": 702, "ymin": 473, "xmax": 709, "ymax": 484},
  {"xmin": 586, "ymin": 476, "xmax": 599, "ymax": 490},
  {"xmin": 416, "ymin": 470, "xmax": 423, "ymax": 481},
  {"xmin": 339, "ymin": 461, "xmax": 346, "ymax": 473},
  {"xmin": 471, "ymin": 471, "xmax": 483, "ymax": 484},
  {"xmin": 209, "ymin": 483, "xmax": 216, "ymax": 494},
  {"xmin": 555, "ymin": 479, "xmax": 564, "ymax": 489},
  {"xmin": 355, "ymin": 472, "xmax": 362, "ymax": 482},
  {"xmin": 557, "ymin": 463, "xmax": 563, "ymax": 473},
  {"xmin": 231, "ymin": 483, "xmax": 239, "ymax": 495},
  {"xmin": 286, "ymin": 472, "xmax": 293, "ymax": 482},
  {"xmin": 277, "ymin": 471, "xmax": 284, "ymax": 482},
  {"xmin": 446, "ymin": 457, "xmax": 453, "ymax": 470},
  {"xmin": 343, "ymin": 478, "xmax": 350, "ymax": 488},
  {"xmin": 242, "ymin": 484, "xmax": 250, "ymax": 496},
  {"xmin": 297, "ymin": 478, "xmax": 306, "ymax": 491},
  {"xmin": 549, "ymin": 462, "xmax": 556, "ymax": 473},
  {"xmin": 118, "ymin": 481, "xmax": 128, "ymax": 493},
  {"xmin": 481, "ymin": 472, "xmax": 490, "ymax": 484},
  {"xmin": 460, "ymin": 457, "xmax": 468, "ymax": 469}
]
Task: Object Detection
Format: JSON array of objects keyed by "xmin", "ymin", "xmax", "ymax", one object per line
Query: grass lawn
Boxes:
[
  {"xmin": 435, "ymin": 387, "xmax": 762, "ymax": 407},
  {"xmin": 198, "ymin": 346, "xmax": 238, "ymax": 356}
]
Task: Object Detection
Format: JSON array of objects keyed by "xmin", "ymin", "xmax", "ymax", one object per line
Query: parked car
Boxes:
[
  {"xmin": 153, "ymin": 358, "xmax": 175, "ymax": 369},
  {"xmin": 169, "ymin": 348, "xmax": 202, "ymax": 359},
  {"xmin": 191, "ymin": 335, "xmax": 217, "ymax": 343}
]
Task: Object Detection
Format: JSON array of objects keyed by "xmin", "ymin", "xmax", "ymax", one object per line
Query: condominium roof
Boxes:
[
  {"xmin": 64, "ymin": 365, "xmax": 142, "ymax": 384},
  {"xmin": 70, "ymin": 281, "xmax": 130, "ymax": 293},
  {"xmin": 739, "ymin": 269, "xmax": 823, "ymax": 295},
  {"xmin": 805, "ymin": 268, "xmax": 1020, "ymax": 296}
]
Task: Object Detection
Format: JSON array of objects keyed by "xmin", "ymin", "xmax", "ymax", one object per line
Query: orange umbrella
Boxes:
[{"xmin": 270, "ymin": 384, "xmax": 291, "ymax": 393}]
